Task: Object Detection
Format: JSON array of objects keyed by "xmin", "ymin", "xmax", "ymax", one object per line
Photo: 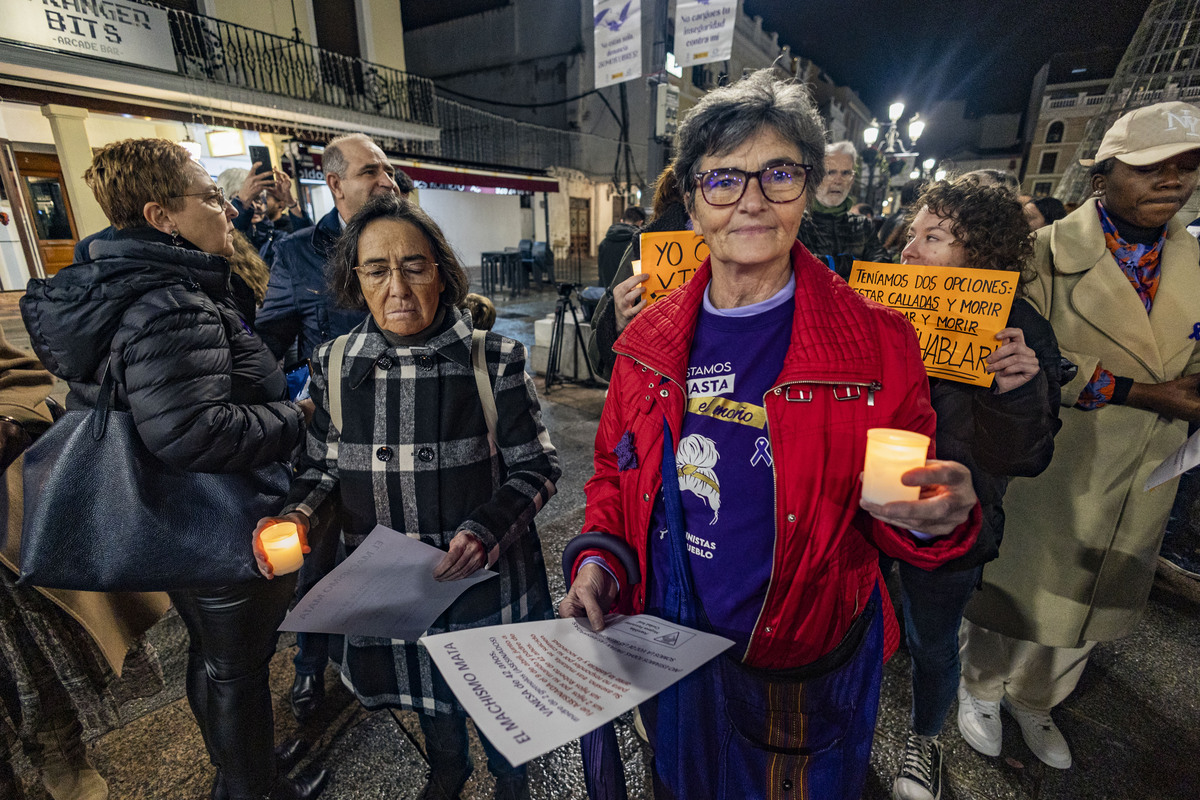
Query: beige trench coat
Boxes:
[{"xmin": 964, "ymin": 198, "xmax": 1200, "ymax": 648}]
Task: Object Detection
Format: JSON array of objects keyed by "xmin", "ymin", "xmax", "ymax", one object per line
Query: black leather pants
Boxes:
[{"xmin": 170, "ymin": 574, "xmax": 295, "ymax": 800}]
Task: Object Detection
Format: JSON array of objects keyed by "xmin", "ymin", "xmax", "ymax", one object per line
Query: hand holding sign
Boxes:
[
  {"xmin": 985, "ymin": 328, "xmax": 1040, "ymax": 393},
  {"xmin": 849, "ymin": 261, "xmax": 1018, "ymax": 387},
  {"xmin": 635, "ymin": 231, "xmax": 710, "ymax": 306}
]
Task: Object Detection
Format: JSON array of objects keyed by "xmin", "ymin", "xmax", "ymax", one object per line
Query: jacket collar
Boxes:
[
  {"xmin": 89, "ymin": 236, "xmax": 231, "ymax": 297},
  {"xmin": 345, "ymin": 305, "xmax": 474, "ymax": 389},
  {"xmin": 312, "ymin": 208, "xmax": 342, "ymax": 258},
  {"xmin": 1048, "ymin": 196, "xmax": 1200, "ymax": 380},
  {"xmin": 615, "ymin": 241, "xmax": 882, "ymax": 387}
]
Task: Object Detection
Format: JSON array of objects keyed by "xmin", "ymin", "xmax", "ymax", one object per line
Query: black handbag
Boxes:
[{"xmin": 19, "ymin": 364, "xmax": 290, "ymax": 592}]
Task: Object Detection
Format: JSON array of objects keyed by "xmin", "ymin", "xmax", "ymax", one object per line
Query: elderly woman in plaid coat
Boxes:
[{"xmin": 256, "ymin": 195, "xmax": 560, "ymax": 800}]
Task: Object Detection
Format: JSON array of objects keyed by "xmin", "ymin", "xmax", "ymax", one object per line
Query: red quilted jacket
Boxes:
[{"xmin": 579, "ymin": 243, "xmax": 980, "ymax": 668}]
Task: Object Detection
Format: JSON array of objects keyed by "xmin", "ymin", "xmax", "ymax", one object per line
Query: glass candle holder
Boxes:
[
  {"xmin": 862, "ymin": 428, "xmax": 931, "ymax": 505},
  {"xmin": 259, "ymin": 521, "xmax": 304, "ymax": 575}
]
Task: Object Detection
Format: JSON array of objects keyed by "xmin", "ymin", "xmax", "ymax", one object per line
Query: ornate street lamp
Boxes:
[{"xmin": 863, "ymin": 100, "xmax": 928, "ymax": 208}]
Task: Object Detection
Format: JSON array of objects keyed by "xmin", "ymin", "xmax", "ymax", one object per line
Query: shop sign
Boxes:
[{"xmin": 7, "ymin": 1, "xmax": 177, "ymax": 72}]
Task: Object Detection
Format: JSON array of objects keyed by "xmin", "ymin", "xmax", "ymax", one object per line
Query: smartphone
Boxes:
[{"xmin": 248, "ymin": 145, "xmax": 273, "ymax": 177}]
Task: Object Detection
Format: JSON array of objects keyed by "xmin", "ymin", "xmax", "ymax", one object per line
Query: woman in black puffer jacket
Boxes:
[
  {"xmin": 20, "ymin": 139, "xmax": 325, "ymax": 800},
  {"xmin": 885, "ymin": 181, "xmax": 1064, "ymax": 800}
]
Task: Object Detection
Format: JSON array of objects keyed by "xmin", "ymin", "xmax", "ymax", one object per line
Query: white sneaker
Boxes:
[
  {"xmin": 1001, "ymin": 697, "xmax": 1072, "ymax": 769},
  {"xmin": 956, "ymin": 682, "xmax": 1002, "ymax": 757},
  {"xmin": 892, "ymin": 732, "xmax": 942, "ymax": 800}
]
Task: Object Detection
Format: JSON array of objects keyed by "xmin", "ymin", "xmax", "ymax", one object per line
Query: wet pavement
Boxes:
[{"xmin": 2, "ymin": 281, "xmax": 1198, "ymax": 799}]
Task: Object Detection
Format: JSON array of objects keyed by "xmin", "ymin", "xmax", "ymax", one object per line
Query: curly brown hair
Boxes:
[
  {"xmin": 83, "ymin": 138, "xmax": 194, "ymax": 229},
  {"xmin": 910, "ymin": 181, "xmax": 1034, "ymax": 283}
]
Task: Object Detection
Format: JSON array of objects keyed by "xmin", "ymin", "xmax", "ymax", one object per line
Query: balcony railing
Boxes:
[
  {"xmin": 404, "ymin": 95, "xmax": 643, "ymax": 179},
  {"xmin": 163, "ymin": 5, "xmax": 435, "ymax": 127}
]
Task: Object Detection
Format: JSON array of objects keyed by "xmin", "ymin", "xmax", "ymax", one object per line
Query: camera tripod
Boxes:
[{"xmin": 543, "ymin": 283, "xmax": 599, "ymax": 394}]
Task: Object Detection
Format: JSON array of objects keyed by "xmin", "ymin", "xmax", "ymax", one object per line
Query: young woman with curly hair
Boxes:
[{"xmin": 886, "ymin": 181, "xmax": 1065, "ymax": 800}]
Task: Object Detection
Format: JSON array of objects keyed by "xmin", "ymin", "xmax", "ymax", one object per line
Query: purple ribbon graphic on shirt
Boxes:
[
  {"xmin": 1189, "ymin": 322, "xmax": 1200, "ymax": 341},
  {"xmin": 750, "ymin": 437, "xmax": 772, "ymax": 467}
]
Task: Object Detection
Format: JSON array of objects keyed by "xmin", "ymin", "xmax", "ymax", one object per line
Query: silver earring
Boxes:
[{"xmin": 170, "ymin": 229, "xmax": 182, "ymax": 246}]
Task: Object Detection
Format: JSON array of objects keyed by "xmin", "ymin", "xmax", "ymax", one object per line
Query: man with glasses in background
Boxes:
[{"xmin": 798, "ymin": 140, "xmax": 892, "ymax": 278}]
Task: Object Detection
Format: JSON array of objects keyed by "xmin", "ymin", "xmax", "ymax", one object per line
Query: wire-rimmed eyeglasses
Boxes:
[
  {"xmin": 354, "ymin": 260, "xmax": 440, "ymax": 289},
  {"xmin": 169, "ymin": 187, "xmax": 229, "ymax": 208},
  {"xmin": 692, "ymin": 163, "xmax": 812, "ymax": 206}
]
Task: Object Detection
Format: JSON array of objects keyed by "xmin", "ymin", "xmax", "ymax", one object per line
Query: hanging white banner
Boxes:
[
  {"xmin": 593, "ymin": 0, "xmax": 642, "ymax": 89},
  {"xmin": 674, "ymin": 0, "xmax": 737, "ymax": 68}
]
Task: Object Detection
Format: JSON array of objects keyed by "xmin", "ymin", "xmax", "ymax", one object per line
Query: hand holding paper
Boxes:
[{"xmin": 279, "ymin": 525, "xmax": 496, "ymax": 641}]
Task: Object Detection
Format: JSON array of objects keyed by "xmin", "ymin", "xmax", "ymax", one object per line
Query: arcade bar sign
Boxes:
[{"xmin": 7, "ymin": 1, "xmax": 177, "ymax": 72}]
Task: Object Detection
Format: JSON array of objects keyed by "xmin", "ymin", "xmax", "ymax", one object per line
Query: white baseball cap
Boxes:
[{"xmin": 1080, "ymin": 101, "xmax": 1200, "ymax": 166}]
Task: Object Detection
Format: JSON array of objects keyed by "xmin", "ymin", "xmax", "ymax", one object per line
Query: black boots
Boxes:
[
  {"xmin": 289, "ymin": 673, "xmax": 325, "ymax": 723},
  {"xmin": 210, "ymin": 739, "xmax": 312, "ymax": 800}
]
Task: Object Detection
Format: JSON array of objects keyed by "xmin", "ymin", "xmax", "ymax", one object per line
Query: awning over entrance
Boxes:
[{"xmin": 401, "ymin": 165, "xmax": 559, "ymax": 195}]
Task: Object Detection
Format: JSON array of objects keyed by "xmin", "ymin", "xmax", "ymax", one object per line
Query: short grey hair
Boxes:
[
  {"xmin": 215, "ymin": 167, "xmax": 249, "ymax": 197},
  {"xmin": 673, "ymin": 69, "xmax": 827, "ymax": 211},
  {"xmin": 323, "ymin": 133, "xmax": 374, "ymax": 179},
  {"xmin": 826, "ymin": 140, "xmax": 858, "ymax": 161}
]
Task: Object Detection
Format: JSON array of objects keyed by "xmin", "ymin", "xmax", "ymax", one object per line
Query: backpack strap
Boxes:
[
  {"xmin": 471, "ymin": 328, "xmax": 498, "ymax": 446},
  {"xmin": 327, "ymin": 334, "xmax": 350, "ymax": 434}
]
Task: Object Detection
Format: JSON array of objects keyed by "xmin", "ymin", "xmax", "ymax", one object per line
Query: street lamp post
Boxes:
[{"xmin": 863, "ymin": 101, "xmax": 927, "ymax": 210}]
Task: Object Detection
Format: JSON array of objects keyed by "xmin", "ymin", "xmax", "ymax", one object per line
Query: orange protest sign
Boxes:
[
  {"xmin": 634, "ymin": 230, "xmax": 710, "ymax": 305},
  {"xmin": 848, "ymin": 260, "xmax": 1018, "ymax": 387}
]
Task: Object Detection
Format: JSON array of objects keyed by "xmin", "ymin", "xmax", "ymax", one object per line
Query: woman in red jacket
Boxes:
[{"xmin": 559, "ymin": 70, "xmax": 981, "ymax": 799}]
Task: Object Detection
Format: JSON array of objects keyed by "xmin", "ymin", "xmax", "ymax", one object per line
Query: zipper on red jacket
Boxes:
[{"xmin": 743, "ymin": 376, "xmax": 882, "ymax": 662}]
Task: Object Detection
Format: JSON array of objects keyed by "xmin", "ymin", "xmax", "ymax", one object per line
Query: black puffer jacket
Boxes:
[
  {"xmin": 20, "ymin": 232, "xmax": 303, "ymax": 474},
  {"xmin": 797, "ymin": 208, "xmax": 892, "ymax": 278},
  {"xmin": 931, "ymin": 298, "xmax": 1064, "ymax": 571}
]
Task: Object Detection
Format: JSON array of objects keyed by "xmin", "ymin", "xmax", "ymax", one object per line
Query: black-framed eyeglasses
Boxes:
[
  {"xmin": 692, "ymin": 163, "xmax": 812, "ymax": 206},
  {"xmin": 169, "ymin": 187, "xmax": 229, "ymax": 208},
  {"xmin": 354, "ymin": 260, "xmax": 439, "ymax": 288}
]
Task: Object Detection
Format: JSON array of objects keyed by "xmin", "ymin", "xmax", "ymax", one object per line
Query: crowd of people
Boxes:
[{"xmin": 2, "ymin": 70, "xmax": 1197, "ymax": 800}]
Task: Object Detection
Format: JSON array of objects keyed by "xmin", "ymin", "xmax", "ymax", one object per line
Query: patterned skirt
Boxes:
[{"xmin": 0, "ymin": 568, "xmax": 163, "ymax": 751}]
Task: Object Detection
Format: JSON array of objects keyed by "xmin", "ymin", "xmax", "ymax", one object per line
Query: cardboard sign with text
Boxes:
[
  {"xmin": 634, "ymin": 231, "xmax": 710, "ymax": 305},
  {"xmin": 848, "ymin": 261, "xmax": 1018, "ymax": 387}
]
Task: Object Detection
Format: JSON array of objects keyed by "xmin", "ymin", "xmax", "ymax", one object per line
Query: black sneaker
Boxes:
[{"xmin": 892, "ymin": 732, "xmax": 942, "ymax": 800}]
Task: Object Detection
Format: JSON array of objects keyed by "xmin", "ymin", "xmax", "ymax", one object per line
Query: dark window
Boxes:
[
  {"xmin": 1033, "ymin": 181, "xmax": 1053, "ymax": 197},
  {"xmin": 154, "ymin": 0, "xmax": 198, "ymax": 10},
  {"xmin": 692, "ymin": 67, "xmax": 708, "ymax": 90},
  {"xmin": 1046, "ymin": 121, "xmax": 1064, "ymax": 143},
  {"xmin": 1039, "ymin": 152, "xmax": 1058, "ymax": 174},
  {"xmin": 404, "ymin": 0, "xmax": 510, "ymax": 29}
]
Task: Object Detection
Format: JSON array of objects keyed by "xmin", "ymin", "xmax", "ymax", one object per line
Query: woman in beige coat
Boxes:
[{"xmin": 958, "ymin": 102, "xmax": 1200, "ymax": 771}]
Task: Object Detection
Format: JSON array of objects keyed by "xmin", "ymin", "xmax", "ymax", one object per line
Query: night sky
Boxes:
[{"xmin": 743, "ymin": 0, "xmax": 1151, "ymax": 118}]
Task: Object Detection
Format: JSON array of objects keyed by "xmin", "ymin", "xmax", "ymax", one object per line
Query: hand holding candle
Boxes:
[
  {"xmin": 860, "ymin": 451, "xmax": 978, "ymax": 539},
  {"xmin": 252, "ymin": 513, "xmax": 310, "ymax": 579},
  {"xmin": 861, "ymin": 428, "xmax": 930, "ymax": 505}
]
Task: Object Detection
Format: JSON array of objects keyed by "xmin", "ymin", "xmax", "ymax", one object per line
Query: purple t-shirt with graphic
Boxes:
[{"xmin": 647, "ymin": 276, "xmax": 794, "ymax": 651}]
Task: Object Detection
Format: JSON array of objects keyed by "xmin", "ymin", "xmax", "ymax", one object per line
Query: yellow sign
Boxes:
[
  {"xmin": 848, "ymin": 261, "xmax": 1019, "ymax": 387},
  {"xmin": 634, "ymin": 230, "xmax": 710, "ymax": 305}
]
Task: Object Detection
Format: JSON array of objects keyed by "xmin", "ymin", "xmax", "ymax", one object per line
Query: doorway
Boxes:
[{"xmin": 15, "ymin": 152, "xmax": 78, "ymax": 276}]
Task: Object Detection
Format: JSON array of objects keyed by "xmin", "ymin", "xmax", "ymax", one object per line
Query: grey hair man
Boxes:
[{"xmin": 797, "ymin": 139, "xmax": 892, "ymax": 277}]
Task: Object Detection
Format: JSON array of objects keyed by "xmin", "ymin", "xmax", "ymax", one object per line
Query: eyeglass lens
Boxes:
[
  {"xmin": 698, "ymin": 164, "xmax": 807, "ymax": 206},
  {"xmin": 356, "ymin": 262, "xmax": 437, "ymax": 287}
]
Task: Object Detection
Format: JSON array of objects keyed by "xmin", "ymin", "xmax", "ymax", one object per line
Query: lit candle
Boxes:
[
  {"xmin": 862, "ymin": 428, "xmax": 931, "ymax": 505},
  {"xmin": 259, "ymin": 522, "xmax": 304, "ymax": 575}
]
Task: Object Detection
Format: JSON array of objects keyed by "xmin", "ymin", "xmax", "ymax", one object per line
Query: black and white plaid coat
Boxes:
[{"xmin": 284, "ymin": 306, "xmax": 559, "ymax": 715}]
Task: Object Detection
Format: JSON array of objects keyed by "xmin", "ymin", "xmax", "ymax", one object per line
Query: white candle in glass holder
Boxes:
[
  {"xmin": 862, "ymin": 428, "xmax": 931, "ymax": 505},
  {"xmin": 259, "ymin": 522, "xmax": 304, "ymax": 575}
]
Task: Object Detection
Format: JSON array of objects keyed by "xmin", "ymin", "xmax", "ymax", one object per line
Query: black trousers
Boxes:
[{"xmin": 170, "ymin": 574, "xmax": 295, "ymax": 800}]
